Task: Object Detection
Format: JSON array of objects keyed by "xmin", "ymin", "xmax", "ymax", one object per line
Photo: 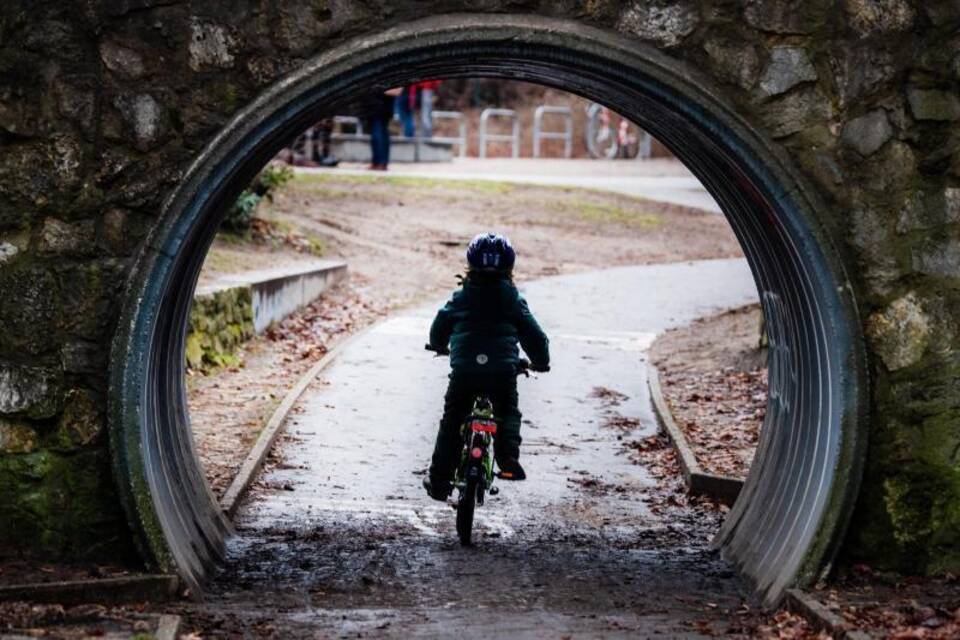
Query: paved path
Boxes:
[
  {"xmin": 302, "ymin": 157, "xmax": 723, "ymax": 213},
  {"xmin": 200, "ymin": 260, "xmax": 757, "ymax": 638}
]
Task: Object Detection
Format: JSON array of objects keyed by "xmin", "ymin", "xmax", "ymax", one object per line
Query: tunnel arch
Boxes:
[{"xmin": 108, "ymin": 14, "xmax": 868, "ymax": 606}]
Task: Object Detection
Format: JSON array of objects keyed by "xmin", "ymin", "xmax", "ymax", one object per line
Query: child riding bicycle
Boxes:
[{"xmin": 423, "ymin": 233, "xmax": 550, "ymax": 502}]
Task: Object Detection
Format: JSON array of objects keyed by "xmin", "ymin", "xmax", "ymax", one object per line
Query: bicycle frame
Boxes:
[{"xmin": 454, "ymin": 397, "xmax": 497, "ymax": 502}]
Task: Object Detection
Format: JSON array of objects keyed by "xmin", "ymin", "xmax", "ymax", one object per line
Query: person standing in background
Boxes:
[
  {"xmin": 418, "ymin": 80, "xmax": 442, "ymax": 138},
  {"xmin": 311, "ymin": 118, "xmax": 339, "ymax": 167},
  {"xmin": 366, "ymin": 87, "xmax": 401, "ymax": 171}
]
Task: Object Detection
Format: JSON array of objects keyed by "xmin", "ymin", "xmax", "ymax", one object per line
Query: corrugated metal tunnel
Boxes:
[{"xmin": 108, "ymin": 15, "xmax": 868, "ymax": 606}]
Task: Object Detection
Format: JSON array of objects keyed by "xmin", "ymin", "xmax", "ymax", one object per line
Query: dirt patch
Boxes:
[
  {"xmin": 274, "ymin": 172, "xmax": 741, "ymax": 295},
  {"xmin": 649, "ymin": 304, "xmax": 767, "ymax": 479}
]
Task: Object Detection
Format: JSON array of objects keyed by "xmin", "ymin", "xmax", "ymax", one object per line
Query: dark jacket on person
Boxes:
[{"xmin": 428, "ymin": 271, "xmax": 550, "ymax": 375}]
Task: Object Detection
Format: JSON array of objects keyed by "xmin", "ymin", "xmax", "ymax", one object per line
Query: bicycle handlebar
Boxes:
[
  {"xmin": 425, "ymin": 343, "xmax": 449, "ymax": 355},
  {"xmin": 426, "ymin": 344, "xmax": 549, "ymax": 373}
]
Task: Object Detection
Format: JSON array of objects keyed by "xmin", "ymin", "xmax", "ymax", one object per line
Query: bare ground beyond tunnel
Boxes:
[{"xmin": 189, "ymin": 170, "xmax": 742, "ymax": 498}]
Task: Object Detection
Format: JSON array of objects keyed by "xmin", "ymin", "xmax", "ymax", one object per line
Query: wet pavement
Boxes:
[{"xmin": 186, "ymin": 259, "xmax": 759, "ymax": 638}]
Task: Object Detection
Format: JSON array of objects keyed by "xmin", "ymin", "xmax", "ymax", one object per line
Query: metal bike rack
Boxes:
[
  {"xmin": 532, "ymin": 106, "xmax": 573, "ymax": 158},
  {"xmin": 430, "ymin": 110, "xmax": 467, "ymax": 157},
  {"xmin": 638, "ymin": 130, "xmax": 653, "ymax": 160},
  {"xmin": 479, "ymin": 108, "xmax": 519, "ymax": 158}
]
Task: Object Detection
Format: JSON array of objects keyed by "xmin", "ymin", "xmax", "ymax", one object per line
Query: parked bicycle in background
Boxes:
[{"xmin": 585, "ymin": 103, "xmax": 652, "ymax": 160}]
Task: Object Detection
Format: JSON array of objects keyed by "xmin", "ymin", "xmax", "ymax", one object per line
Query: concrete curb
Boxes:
[
  {"xmin": 785, "ymin": 589, "xmax": 871, "ymax": 640},
  {"xmin": 219, "ymin": 332, "xmax": 359, "ymax": 518},
  {"xmin": 155, "ymin": 613, "xmax": 182, "ymax": 640},
  {"xmin": 0, "ymin": 574, "xmax": 180, "ymax": 606},
  {"xmin": 646, "ymin": 362, "xmax": 743, "ymax": 506}
]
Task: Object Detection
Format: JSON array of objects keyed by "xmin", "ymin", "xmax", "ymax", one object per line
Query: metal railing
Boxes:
[
  {"xmin": 430, "ymin": 110, "xmax": 467, "ymax": 157},
  {"xmin": 532, "ymin": 106, "xmax": 573, "ymax": 158},
  {"xmin": 479, "ymin": 108, "xmax": 519, "ymax": 159}
]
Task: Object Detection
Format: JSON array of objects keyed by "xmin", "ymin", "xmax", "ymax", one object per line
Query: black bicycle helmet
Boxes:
[{"xmin": 466, "ymin": 233, "xmax": 516, "ymax": 272}]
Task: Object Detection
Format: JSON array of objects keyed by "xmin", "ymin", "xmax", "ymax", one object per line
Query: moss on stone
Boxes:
[
  {"xmin": 187, "ymin": 285, "xmax": 255, "ymax": 372},
  {"xmin": 0, "ymin": 448, "xmax": 135, "ymax": 561},
  {"xmin": 50, "ymin": 388, "xmax": 102, "ymax": 449}
]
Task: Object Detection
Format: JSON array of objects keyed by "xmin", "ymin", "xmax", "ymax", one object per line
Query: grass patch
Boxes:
[
  {"xmin": 555, "ymin": 198, "xmax": 663, "ymax": 227},
  {"xmin": 291, "ymin": 171, "xmax": 516, "ymax": 195}
]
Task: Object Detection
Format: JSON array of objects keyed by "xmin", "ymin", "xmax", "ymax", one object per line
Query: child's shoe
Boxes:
[
  {"xmin": 496, "ymin": 457, "xmax": 526, "ymax": 481},
  {"xmin": 422, "ymin": 476, "xmax": 452, "ymax": 501}
]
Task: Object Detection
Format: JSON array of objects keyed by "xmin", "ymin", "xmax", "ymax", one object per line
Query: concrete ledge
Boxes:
[
  {"xmin": 332, "ymin": 136, "xmax": 454, "ymax": 163},
  {"xmin": 646, "ymin": 362, "xmax": 744, "ymax": 506},
  {"xmin": 197, "ymin": 260, "xmax": 348, "ymax": 334},
  {"xmin": 0, "ymin": 574, "xmax": 180, "ymax": 606}
]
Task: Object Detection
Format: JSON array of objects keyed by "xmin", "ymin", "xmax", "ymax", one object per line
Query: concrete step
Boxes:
[{"xmin": 331, "ymin": 135, "xmax": 454, "ymax": 163}]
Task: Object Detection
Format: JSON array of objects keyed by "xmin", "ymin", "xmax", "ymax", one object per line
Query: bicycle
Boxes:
[
  {"xmin": 425, "ymin": 344, "xmax": 546, "ymax": 545},
  {"xmin": 585, "ymin": 102, "xmax": 652, "ymax": 160}
]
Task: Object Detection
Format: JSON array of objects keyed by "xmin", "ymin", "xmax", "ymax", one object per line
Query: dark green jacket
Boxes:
[{"xmin": 429, "ymin": 274, "xmax": 550, "ymax": 374}]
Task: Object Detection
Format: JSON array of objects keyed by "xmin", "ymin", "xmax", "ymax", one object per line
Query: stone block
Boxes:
[
  {"xmin": 840, "ymin": 110, "xmax": 893, "ymax": 156},
  {"xmin": 911, "ymin": 236, "xmax": 960, "ymax": 279},
  {"xmin": 0, "ymin": 363, "xmax": 63, "ymax": 419},
  {"xmin": 56, "ymin": 260, "xmax": 127, "ymax": 342},
  {"xmin": 0, "ymin": 418, "xmax": 38, "ymax": 453},
  {"xmin": 55, "ymin": 81, "xmax": 97, "ymax": 139},
  {"xmin": 907, "ymin": 88, "xmax": 960, "ymax": 122},
  {"xmin": 0, "ymin": 242, "xmax": 18, "ymax": 265},
  {"xmin": 96, "ymin": 208, "xmax": 149, "ymax": 256},
  {"xmin": 61, "ymin": 340, "xmax": 107, "ymax": 375},
  {"xmin": 849, "ymin": 202, "xmax": 900, "ymax": 295},
  {"xmin": 760, "ymin": 46, "xmax": 818, "ymax": 97},
  {"xmin": 897, "ymin": 188, "xmax": 960, "ymax": 234},
  {"xmin": 844, "ymin": 0, "xmax": 915, "ymax": 37},
  {"xmin": 744, "ymin": 0, "xmax": 816, "ymax": 33},
  {"xmin": 99, "ymin": 41, "xmax": 146, "ymax": 79},
  {"xmin": 862, "ymin": 141, "xmax": 917, "ymax": 194},
  {"xmin": 760, "ymin": 86, "xmax": 832, "ymax": 138},
  {"xmin": 866, "ymin": 292, "xmax": 932, "ymax": 371},
  {"xmin": 52, "ymin": 389, "xmax": 103, "ymax": 449},
  {"xmin": 274, "ymin": 3, "xmax": 335, "ymax": 55},
  {"xmin": 831, "ymin": 45, "xmax": 897, "ymax": 106},
  {"xmin": 703, "ymin": 38, "xmax": 760, "ymax": 90},
  {"xmin": 37, "ymin": 218, "xmax": 96, "ymax": 257},
  {"xmin": 113, "ymin": 93, "xmax": 165, "ymax": 150},
  {"xmin": 188, "ymin": 18, "xmax": 235, "ymax": 71},
  {"xmin": 0, "ymin": 263, "xmax": 60, "ymax": 356},
  {"xmin": 617, "ymin": 1, "xmax": 699, "ymax": 48}
]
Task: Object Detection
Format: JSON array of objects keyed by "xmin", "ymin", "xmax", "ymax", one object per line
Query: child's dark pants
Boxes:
[{"xmin": 429, "ymin": 372, "xmax": 522, "ymax": 482}]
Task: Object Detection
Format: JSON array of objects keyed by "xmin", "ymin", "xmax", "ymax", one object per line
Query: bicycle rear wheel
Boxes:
[{"xmin": 457, "ymin": 474, "xmax": 479, "ymax": 546}]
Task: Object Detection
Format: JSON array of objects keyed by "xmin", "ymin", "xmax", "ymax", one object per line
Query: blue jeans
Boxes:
[
  {"xmin": 394, "ymin": 94, "xmax": 416, "ymax": 138},
  {"xmin": 369, "ymin": 116, "xmax": 390, "ymax": 166}
]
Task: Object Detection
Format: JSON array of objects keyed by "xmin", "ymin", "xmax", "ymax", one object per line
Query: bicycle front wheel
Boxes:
[{"xmin": 456, "ymin": 474, "xmax": 479, "ymax": 546}]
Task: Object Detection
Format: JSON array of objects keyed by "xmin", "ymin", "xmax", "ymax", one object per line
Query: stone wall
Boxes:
[{"xmin": 0, "ymin": 1, "xmax": 957, "ymax": 573}]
